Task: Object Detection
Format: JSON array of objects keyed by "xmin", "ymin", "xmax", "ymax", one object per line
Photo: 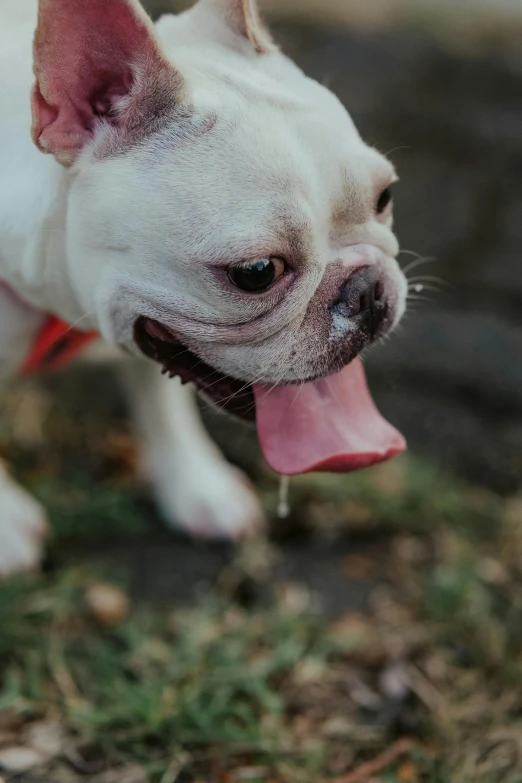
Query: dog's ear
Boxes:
[
  {"xmin": 31, "ymin": 0, "xmax": 184, "ymax": 166},
  {"xmin": 196, "ymin": 0, "xmax": 276, "ymax": 54}
]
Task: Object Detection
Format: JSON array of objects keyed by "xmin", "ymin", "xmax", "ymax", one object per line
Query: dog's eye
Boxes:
[
  {"xmin": 228, "ymin": 257, "xmax": 285, "ymax": 293},
  {"xmin": 376, "ymin": 187, "xmax": 393, "ymax": 214}
]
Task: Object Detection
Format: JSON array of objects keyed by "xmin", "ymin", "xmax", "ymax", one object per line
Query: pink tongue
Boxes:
[{"xmin": 254, "ymin": 358, "xmax": 406, "ymax": 476}]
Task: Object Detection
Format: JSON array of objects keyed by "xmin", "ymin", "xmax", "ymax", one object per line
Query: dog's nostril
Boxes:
[
  {"xmin": 358, "ymin": 289, "xmax": 372, "ymax": 315},
  {"xmin": 374, "ymin": 281, "xmax": 385, "ymax": 301},
  {"xmin": 351, "ymin": 296, "xmax": 362, "ymax": 317},
  {"xmin": 333, "ymin": 269, "xmax": 389, "ymax": 334}
]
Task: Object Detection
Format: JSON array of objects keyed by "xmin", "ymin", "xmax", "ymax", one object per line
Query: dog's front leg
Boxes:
[
  {"xmin": 121, "ymin": 361, "xmax": 264, "ymax": 541},
  {"xmin": 0, "ymin": 461, "xmax": 48, "ymax": 577}
]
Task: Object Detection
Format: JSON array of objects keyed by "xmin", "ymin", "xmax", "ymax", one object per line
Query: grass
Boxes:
[
  {"xmin": 0, "ymin": 576, "xmax": 329, "ymax": 779},
  {"xmin": 1, "ymin": 372, "xmax": 522, "ymax": 782}
]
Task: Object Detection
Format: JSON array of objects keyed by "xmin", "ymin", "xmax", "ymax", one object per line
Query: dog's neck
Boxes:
[{"xmin": 0, "ymin": 173, "xmax": 83, "ymax": 325}]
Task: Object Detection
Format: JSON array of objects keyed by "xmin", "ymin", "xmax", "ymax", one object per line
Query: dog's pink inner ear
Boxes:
[
  {"xmin": 31, "ymin": 0, "xmax": 180, "ymax": 165},
  {"xmin": 201, "ymin": 0, "xmax": 275, "ymax": 54}
]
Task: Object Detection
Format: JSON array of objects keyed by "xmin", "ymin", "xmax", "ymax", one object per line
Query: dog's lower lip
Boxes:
[{"xmin": 133, "ymin": 317, "xmax": 256, "ymax": 420}]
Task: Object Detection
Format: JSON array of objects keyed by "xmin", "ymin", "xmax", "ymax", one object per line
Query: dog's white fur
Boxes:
[{"xmin": 0, "ymin": 0, "xmax": 406, "ymax": 576}]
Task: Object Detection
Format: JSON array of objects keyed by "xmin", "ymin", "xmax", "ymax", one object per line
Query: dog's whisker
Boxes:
[
  {"xmin": 201, "ymin": 380, "xmax": 260, "ymax": 417},
  {"xmin": 408, "ymin": 283, "xmax": 443, "ymax": 295},
  {"xmin": 325, "ymin": 377, "xmax": 342, "ymax": 410},
  {"xmin": 202, "ymin": 375, "xmax": 261, "ymax": 411},
  {"xmin": 197, "ymin": 365, "xmax": 263, "ymax": 398},
  {"xmin": 164, "ymin": 350, "xmax": 213, "ymax": 376},
  {"xmin": 398, "ymin": 249, "xmax": 424, "ymax": 259},
  {"xmin": 60, "ymin": 311, "xmax": 97, "ymax": 335},
  {"xmin": 401, "ymin": 256, "xmax": 436, "ymax": 275},
  {"xmin": 288, "ymin": 381, "xmax": 306, "ymax": 412},
  {"xmin": 384, "ymin": 145, "xmax": 411, "ymax": 158},
  {"xmin": 171, "ymin": 347, "xmax": 281, "ymax": 416},
  {"xmin": 406, "ymin": 275, "xmax": 451, "ymax": 287},
  {"xmin": 198, "ymin": 365, "xmax": 277, "ymax": 416},
  {"xmin": 239, "ymin": 369, "xmax": 288, "ymax": 419},
  {"xmin": 187, "ymin": 368, "xmax": 228, "ymax": 395}
]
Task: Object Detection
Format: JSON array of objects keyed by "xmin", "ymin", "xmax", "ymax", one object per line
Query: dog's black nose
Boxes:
[{"xmin": 334, "ymin": 267, "xmax": 389, "ymax": 340}]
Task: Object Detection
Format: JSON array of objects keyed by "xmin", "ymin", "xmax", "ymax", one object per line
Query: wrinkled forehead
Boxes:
[
  {"xmin": 174, "ymin": 92, "xmax": 387, "ymax": 201},
  {"xmin": 196, "ymin": 78, "xmax": 393, "ymax": 199},
  {"xmin": 79, "ymin": 77, "xmax": 394, "ymax": 250}
]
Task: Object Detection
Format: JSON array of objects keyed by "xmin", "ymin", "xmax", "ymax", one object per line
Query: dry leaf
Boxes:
[
  {"xmin": 322, "ymin": 716, "xmax": 355, "ymax": 738},
  {"xmin": 293, "ymin": 657, "xmax": 326, "ymax": 685},
  {"xmin": 275, "ymin": 582, "xmax": 311, "ymax": 613},
  {"xmin": 398, "ymin": 760, "xmax": 419, "ymax": 782},
  {"xmin": 86, "ymin": 584, "xmax": 130, "ymax": 626},
  {"xmin": 26, "ymin": 720, "xmax": 64, "ymax": 759},
  {"xmin": 329, "ymin": 614, "xmax": 373, "ymax": 650},
  {"xmin": 380, "ymin": 660, "xmax": 410, "ymax": 702},
  {"xmin": 0, "ymin": 746, "xmax": 44, "ymax": 772},
  {"xmin": 476, "ymin": 558, "xmax": 509, "ymax": 585}
]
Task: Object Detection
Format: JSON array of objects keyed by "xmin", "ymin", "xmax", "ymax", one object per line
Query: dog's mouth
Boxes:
[
  {"xmin": 134, "ymin": 317, "xmax": 256, "ymax": 419},
  {"xmin": 134, "ymin": 316, "xmax": 406, "ymax": 476}
]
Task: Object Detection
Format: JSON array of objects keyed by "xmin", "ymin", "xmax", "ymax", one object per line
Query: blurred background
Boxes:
[{"xmin": 1, "ymin": 1, "xmax": 522, "ymax": 782}]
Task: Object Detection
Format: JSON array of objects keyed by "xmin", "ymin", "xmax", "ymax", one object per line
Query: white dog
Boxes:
[{"xmin": 0, "ymin": 0, "xmax": 407, "ymax": 577}]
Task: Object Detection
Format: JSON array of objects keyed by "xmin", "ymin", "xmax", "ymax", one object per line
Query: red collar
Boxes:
[
  {"xmin": 2, "ymin": 282, "xmax": 98, "ymax": 373},
  {"xmin": 21, "ymin": 314, "xmax": 99, "ymax": 374}
]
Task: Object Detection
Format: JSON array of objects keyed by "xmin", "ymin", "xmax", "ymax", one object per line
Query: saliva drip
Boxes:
[{"xmin": 277, "ymin": 475, "xmax": 291, "ymax": 519}]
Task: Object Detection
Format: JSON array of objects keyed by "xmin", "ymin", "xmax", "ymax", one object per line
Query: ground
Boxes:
[{"xmin": 1, "ymin": 365, "xmax": 522, "ymax": 783}]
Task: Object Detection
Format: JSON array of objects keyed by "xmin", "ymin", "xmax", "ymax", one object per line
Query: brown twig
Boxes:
[{"xmin": 334, "ymin": 738, "xmax": 414, "ymax": 783}]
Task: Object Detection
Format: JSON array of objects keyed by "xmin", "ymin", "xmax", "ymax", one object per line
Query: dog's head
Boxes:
[{"xmin": 31, "ymin": 0, "xmax": 407, "ymax": 474}]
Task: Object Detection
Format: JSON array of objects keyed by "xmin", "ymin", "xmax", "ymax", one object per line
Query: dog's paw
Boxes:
[
  {"xmin": 0, "ymin": 479, "xmax": 48, "ymax": 578},
  {"xmin": 153, "ymin": 460, "xmax": 265, "ymax": 542}
]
